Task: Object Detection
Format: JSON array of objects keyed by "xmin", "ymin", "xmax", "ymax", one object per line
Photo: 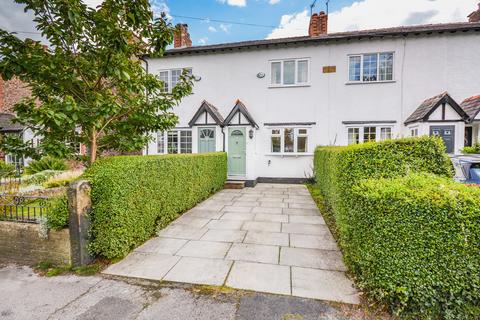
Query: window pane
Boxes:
[
  {"xmin": 380, "ymin": 127, "xmax": 392, "ymax": 141},
  {"xmin": 363, "ymin": 54, "xmax": 378, "ymax": 82},
  {"xmin": 297, "ymin": 136, "xmax": 307, "ymax": 153},
  {"xmin": 271, "ymin": 62, "xmax": 281, "ymax": 85},
  {"xmin": 284, "ymin": 128, "xmax": 294, "ymax": 152},
  {"xmin": 272, "ymin": 129, "xmax": 280, "ymax": 135},
  {"xmin": 180, "ymin": 131, "xmax": 192, "ymax": 153},
  {"xmin": 271, "ymin": 136, "xmax": 281, "ymax": 153},
  {"xmin": 348, "ymin": 128, "xmax": 360, "ymax": 145},
  {"xmin": 283, "ymin": 60, "xmax": 295, "ymax": 85},
  {"xmin": 298, "ymin": 129, "xmax": 307, "ymax": 135},
  {"xmin": 379, "ymin": 53, "xmax": 393, "ymax": 81},
  {"xmin": 171, "ymin": 69, "xmax": 182, "ymax": 88},
  {"xmin": 157, "ymin": 131, "xmax": 164, "ymax": 154},
  {"xmin": 297, "ymin": 60, "xmax": 308, "ymax": 83},
  {"xmin": 159, "ymin": 71, "xmax": 169, "ymax": 92},
  {"xmin": 364, "ymin": 126, "xmax": 376, "ymax": 142},
  {"xmin": 349, "ymin": 56, "xmax": 361, "ymax": 81},
  {"xmin": 167, "ymin": 131, "xmax": 178, "ymax": 153}
]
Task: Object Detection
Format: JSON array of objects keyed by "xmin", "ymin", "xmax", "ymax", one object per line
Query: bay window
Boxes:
[
  {"xmin": 270, "ymin": 128, "xmax": 309, "ymax": 154},
  {"xmin": 348, "ymin": 52, "xmax": 394, "ymax": 83},
  {"xmin": 270, "ymin": 58, "xmax": 310, "ymax": 86}
]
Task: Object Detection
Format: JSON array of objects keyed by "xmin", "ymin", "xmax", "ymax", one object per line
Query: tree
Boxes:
[{"xmin": 0, "ymin": 0, "xmax": 193, "ymax": 164}]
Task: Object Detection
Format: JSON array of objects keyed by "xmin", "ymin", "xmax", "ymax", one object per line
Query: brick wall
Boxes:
[
  {"xmin": 0, "ymin": 221, "xmax": 71, "ymax": 266},
  {"xmin": 0, "ymin": 77, "xmax": 31, "ymax": 113}
]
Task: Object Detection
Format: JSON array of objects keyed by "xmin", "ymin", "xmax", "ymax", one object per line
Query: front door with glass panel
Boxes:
[
  {"xmin": 228, "ymin": 128, "xmax": 246, "ymax": 176},
  {"xmin": 430, "ymin": 126, "xmax": 455, "ymax": 153},
  {"xmin": 198, "ymin": 128, "xmax": 216, "ymax": 153}
]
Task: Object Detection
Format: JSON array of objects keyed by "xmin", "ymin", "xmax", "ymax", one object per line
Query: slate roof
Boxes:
[
  {"xmin": 163, "ymin": 22, "xmax": 480, "ymax": 56},
  {"xmin": 188, "ymin": 100, "xmax": 224, "ymax": 127},
  {"xmin": 404, "ymin": 92, "xmax": 469, "ymax": 125},
  {"xmin": 0, "ymin": 113, "xmax": 24, "ymax": 132},
  {"xmin": 460, "ymin": 95, "xmax": 480, "ymax": 120}
]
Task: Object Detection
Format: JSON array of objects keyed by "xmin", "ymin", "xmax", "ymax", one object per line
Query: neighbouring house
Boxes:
[{"xmin": 144, "ymin": 4, "xmax": 480, "ymax": 185}]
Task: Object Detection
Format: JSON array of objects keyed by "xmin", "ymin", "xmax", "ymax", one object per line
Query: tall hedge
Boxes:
[
  {"xmin": 84, "ymin": 152, "xmax": 227, "ymax": 259},
  {"xmin": 313, "ymin": 137, "xmax": 480, "ymax": 318},
  {"xmin": 352, "ymin": 174, "xmax": 480, "ymax": 319}
]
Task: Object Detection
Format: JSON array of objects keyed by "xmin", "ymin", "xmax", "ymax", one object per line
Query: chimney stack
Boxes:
[
  {"xmin": 468, "ymin": 3, "xmax": 480, "ymax": 22},
  {"xmin": 309, "ymin": 11, "xmax": 328, "ymax": 37},
  {"xmin": 174, "ymin": 24, "xmax": 192, "ymax": 48}
]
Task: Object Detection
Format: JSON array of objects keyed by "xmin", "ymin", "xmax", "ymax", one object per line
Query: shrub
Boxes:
[
  {"xmin": 21, "ymin": 170, "xmax": 64, "ymax": 186},
  {"xmin": 25, "ymin": 156, "xmax": 68, "ymax": 174},
  {"xmin": 462, "ymin": 142, "xmax": 480, "ymax": 154},
  {"xmin": 350, "ymin": 174, "xmax": 480, "ymax": 319},
  {"xmin": 83, "ymin": 152, "xmax": 227, "ymax": 259},
  {"xmin": 43, "ymin": 170, "xmax": 83, "ymax": 188},
  {"xmin": 0, "ymin": 161, "xmax": 16, "ymax": 177},
  {"xmin": 46, "ymin": 194, "xmax": 69, "ymax": 230}
]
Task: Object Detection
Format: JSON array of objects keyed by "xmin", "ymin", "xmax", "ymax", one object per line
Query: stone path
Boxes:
[{"xmin": 104, "ymin": 183, "xmax": 359, "ymax": 304}]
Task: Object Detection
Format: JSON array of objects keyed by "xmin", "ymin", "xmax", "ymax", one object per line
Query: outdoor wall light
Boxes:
[
  {"xmin": 249, "ymin": 129, "xmax": 254, "ymax": 139},
  {"xmin": 256, "ymin": 72, "xmax": 265, "ymax": 79}
]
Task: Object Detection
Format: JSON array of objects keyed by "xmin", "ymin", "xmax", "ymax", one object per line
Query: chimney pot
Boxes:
[
  {"xmin": 468, "ymin": 2, "xmax": 480, "ymax": 22},
  {"xmin": 174, "ymin": 24, "xmax": 192, "ymax": 48},
  {"xmin": 309, "ymin": 11, "xmax": 328, "ymax": 37}
]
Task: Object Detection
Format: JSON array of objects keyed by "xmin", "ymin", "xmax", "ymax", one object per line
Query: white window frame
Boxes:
[
  {"xmin": 157, "ymin": 130, "xmax": 192, "ymax": 154},
  {"xmin": 269, "ymin": 58, "xmax": 311, "ymax": 88},
  {"xmin": 158, "ymin": 68, "xmax": 192, "ymax": 93},
  {"xmin": 345, "ymin": 125, "xmax": 394, "ymax": 144},
  {"xmin": 268, "ymin": 127, "xmax": 311, "ymax": 155},
  {"xmin": 410, "ymin": 127, "xmax": 419, "ymax": 137},
  {"xmin": 347, "ymin": 52, "xmax": 395, "ymax": 84}
]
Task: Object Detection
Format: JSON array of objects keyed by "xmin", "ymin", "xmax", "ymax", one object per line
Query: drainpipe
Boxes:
[{"xmin": 221, "ymin": 126, "xmax": 226, "ymax": 152}]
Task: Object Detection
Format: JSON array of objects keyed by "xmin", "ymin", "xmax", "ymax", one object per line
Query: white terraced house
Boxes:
[{"xmin": 144, "ymin": 4, "xmax": 480, "ymax": 186}]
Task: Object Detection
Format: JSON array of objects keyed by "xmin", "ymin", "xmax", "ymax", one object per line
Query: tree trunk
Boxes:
[{"xmin": 89, "ymin": 128, "xmax": 97, "ymax": 164}]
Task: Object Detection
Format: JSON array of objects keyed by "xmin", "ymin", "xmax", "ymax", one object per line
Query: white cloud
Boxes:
[
  {"xmin": 198, "ymin": 37, "xmax": 208, "ymax": 45},
  {"xmin": 217, "ymin": 0, "xmax": 247, "ymax": 7},
  {"xmin": 220, "ymin": 23, "xmax": 232, "ymax": 33},
  {"xmin": 267, "ymin": 0, "xmax": 477, "ymax": 39},
  {"xmin": 269, "ymin": 0, "xmax": 281, "ymax": 4},
  {"xmin": 208, "ymin": 26, "xmax": 217, "ymax": 32}
]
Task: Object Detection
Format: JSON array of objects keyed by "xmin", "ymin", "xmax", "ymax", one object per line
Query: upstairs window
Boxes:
[
  {"xmin": 270, "ymin": 128, "xmax": 309, "ymax": 154},
  {"xmin": 348, "ymin": 52, "xmax": 394, "ymax": 83},
  {"xmin": 159, "ymin": 68, "xmax": 192, "ymax": 93},
  {"xmin": 270, "ymin": 59, "xmax": 309, "ymax": 87}
]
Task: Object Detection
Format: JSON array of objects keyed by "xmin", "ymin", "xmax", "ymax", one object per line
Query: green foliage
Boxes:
[
  {"xmin": 313, "ymin": 137, "xmax": 480, "ymax": 319},
  {"xmin": 21, "ymin": 170, "xmax": 64, "ymax": 186},
  {"xmin": 25, "ymin": 157, "xmax": 67, "ymax": 174},
  {"xmin": 43, "ymin": 171, "xmax": 82, "ymax": 188},
  {"xmin": 351, "ymin": 174, "xmax": 480, "ymax": 319},
  {"xmin": 46, "ymin": 195, "xmax": 69, "ymax": 230},
  {"xmin": 0, "ymin": 0, "xmax": 193, "ymax": 163},
  {"xmin": 84, "ymin": 152, "xmax": 227, "ymax": 259},
  {"xmin": 0, "ymin": 161, "xmax": 16, "ymax": 177},
  {"xmin": 462, "ymin": 142, "xmax": 480, "ymax": 154}
]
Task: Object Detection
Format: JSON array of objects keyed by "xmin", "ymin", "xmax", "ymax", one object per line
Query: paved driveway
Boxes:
[{"xmin": 104, "ymin": 183, "xmax": 359, "ymax": 304}]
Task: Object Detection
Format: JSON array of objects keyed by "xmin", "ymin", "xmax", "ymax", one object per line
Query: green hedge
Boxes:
[
  {"xmin": 84, "ymin": 152, "xmax": 227, "ymax": 259},
  {"xmin": 351, "ymin": 174, "xmax": 480, "ymax": 319},
  {"xmin": 313, "ymin": 137, "xmax": 480, "ymax": 318}
]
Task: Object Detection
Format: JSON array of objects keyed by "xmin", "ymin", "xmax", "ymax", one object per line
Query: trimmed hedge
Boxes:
[
  {"xmin": 84, "ymin": 152, "xmax": 227, "ymax": 259},
  {"xmin": 350, "ymin": 173, "xmax": 480, "ymax": 319},
  {"xmin": 313, "ymin": 137, "xmax": 480, "ymax": 318}
]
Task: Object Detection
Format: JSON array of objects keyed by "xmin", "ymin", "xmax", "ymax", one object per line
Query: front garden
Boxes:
[{"xmin": 312, "ymin": 137, "xmax": 480, "ymax": 319}]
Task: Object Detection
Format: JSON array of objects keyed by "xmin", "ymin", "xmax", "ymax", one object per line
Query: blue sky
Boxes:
[{"xmin": 1, "ymin": 0, "xmax": 477, "ymax": 44}]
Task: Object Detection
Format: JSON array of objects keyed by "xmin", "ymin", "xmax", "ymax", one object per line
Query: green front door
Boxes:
[
  {"xmin": 198, "ymin": 127, "xmax": 216, "ymax": 153},
  {"xmin": 228, "ymin": 128, "xmax": 246, "ymax": 175}
]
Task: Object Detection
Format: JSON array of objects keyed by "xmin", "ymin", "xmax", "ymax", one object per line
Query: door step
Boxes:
[{"xmin": 224, "ymin": 180, "xmax": 246, "ymax": 189}]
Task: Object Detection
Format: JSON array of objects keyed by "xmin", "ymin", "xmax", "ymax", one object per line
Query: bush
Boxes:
[
  {"xmin": 350, "ymin": 174, "xmax": 480, "ymax": 319},
  {"xmin": 83, "ymin": 152, "xmax": 227, "ymax": 259},
  {"xmin": 0, "ymin": 161, "xmax": 17, "ymax": 177},
  {"xmin": 43, "ymin": 170, "xmax": 83, "ymax": 188},
  {"xmin": 313, "ymin": 137, "xmax": 480, "ymax": 318},
  {"xmin": 46, "ymin": 194, "xmax": 69, "ymax": 230},
  {"xmin": 21, "ymin": 170, "xmax": 64, "ymax": 186},
  {"xmin": 462, "ymin": 142, "xmax": 480, "ymax": 154},
  {"xmin": 25, "ymin": 156, "xmax": 67, "ymax": 174}
]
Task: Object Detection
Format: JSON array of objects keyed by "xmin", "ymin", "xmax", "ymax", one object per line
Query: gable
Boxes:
[
  {"xmin": 428, "ymin": 102, "xmax": 464, "ymax": 121},
  {"xmin": 224, "ymin": 100, "xmax": 258, "ymax": 128},
  {"xmin": 188, "ymin": 100, "xmax": 224, "ymax": 127}
]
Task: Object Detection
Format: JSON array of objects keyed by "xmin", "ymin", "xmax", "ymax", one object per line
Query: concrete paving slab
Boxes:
[
  {"xmin": 173, "ymin": 216, "xmax": 211, "ymax": 228},
  {"xmin": 226, "ymin": 261, "xmax": 291, "ymax": 295},
  {"xmin": 243, "ymin": 231, "xmax": 289, "ymax": 247},
  {"xmin": 221, "ymin": 205, "xmax": 254, "ymax": 212},
  {"xmin": 134, "ymin": 237, "xmax": 188, "ymax": 255},
  {"xmin": 280, "ymin": 247, "xmax": 347, "ymax": 271},
  {"xmin": 231, "ymin": 201, "xmax": 259, "ymax": 207},
  {"xmin": 282, "ymin": 223, "xmax": 329, "ymax": 235},
  {"xmin": 251, "ymin": 206, "xmax": 283, "ymax": 214},
  {"xmin": 289, "ymin": 203, "xmax": 318, "ymax": 209},
  {"xmin": 242, "ymin": 221, "xmax": 281, "ymax": 232},
  {"xmin": 158, "ymin": 225, "xmax": 208, "ymax": 240},
  {"xmin": 164, "ymin": 257, "xmax": 233, "ymax": 286},
  {"xmin": 288, "ymin": 215, "xmax": 325, "ymax": 225},
  {"xmin": 282, "ymin": 208, "xmax": 320, "ymax": 215},
  {"xmin": 220, "ymin": 212, "xmax": 255, "ymax": 221},
  {"xmin": 292, "ymin": 267, "xmax": 360, "ymax": 304},
  {"xmin": 200, "ymin": 229, "xmax": 247, "ymax": 243},
  {"xmin": 206, "ymin": 219, "xmax": 244, "ymax": 230},
  {"xmin": 176, "ymin": 240, "xmax": 231, "ymax": 259},
  {"xmin": 290, "ymin": 233, "xmax": 338, "ymax": 251},
  {"xmin": 259, "ymin": 202, "xmax": 288, "ymax": 208},
  {"xmin": 254, "ymin": 213, "xmax": 288, "ymax": 223},
  {"xmin": 196, "ymin": 203, "xmax": 225, "ymax": 211},
  {"xmin": 226, "ymin": 243, "xmax": 279, "ymax": 264},
  {"xmin": 185, "ymin": 208, "xmax": 224, "ymax": 220}
]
